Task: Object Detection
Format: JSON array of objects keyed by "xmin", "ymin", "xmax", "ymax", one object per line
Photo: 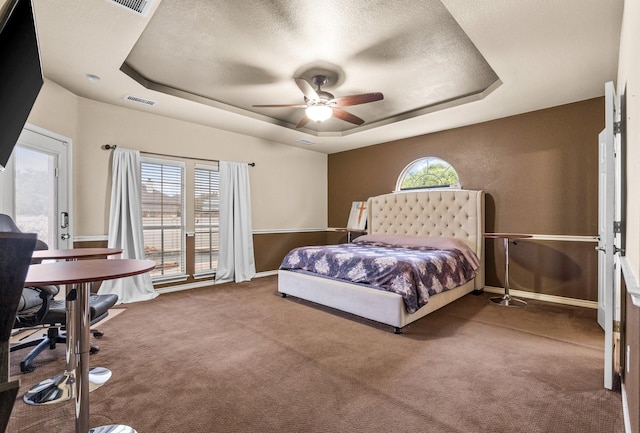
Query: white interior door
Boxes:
[
  {"xmin": 597, "ymin": 81, "xmax": 621, "ymax": 390},
  {"xmin": 0, "ymin": 126, "xmax": 72, "ymax": 248}
]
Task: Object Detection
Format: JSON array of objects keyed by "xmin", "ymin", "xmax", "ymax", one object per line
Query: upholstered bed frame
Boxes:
[{"xmin": 278, "ymin": 189, "xmax": 485, "ymax": 333}]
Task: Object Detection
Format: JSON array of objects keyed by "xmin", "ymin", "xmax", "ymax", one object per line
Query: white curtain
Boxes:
[
  {"xmin": 215, "ymin": 161, "xmax": 256, "ymax": 284},
  {"xmin": 98, "ymin": 148, "xmax": 158, "ymax": 303}
]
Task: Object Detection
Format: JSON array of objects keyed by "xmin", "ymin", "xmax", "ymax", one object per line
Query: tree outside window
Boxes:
[{"xmin": 397, "ymin": 157, "xmax": 460, "ymax": 190}]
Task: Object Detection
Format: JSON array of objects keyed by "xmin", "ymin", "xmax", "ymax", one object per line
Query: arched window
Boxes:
[{"xmin": 396, "ymin": 157, "xmax": 460, "ymax": 191}]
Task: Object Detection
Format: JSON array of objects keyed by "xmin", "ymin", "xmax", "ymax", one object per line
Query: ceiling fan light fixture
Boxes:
[{"xmin": 305, "ymin": 105, "xmax": 333, "ymax": 122}]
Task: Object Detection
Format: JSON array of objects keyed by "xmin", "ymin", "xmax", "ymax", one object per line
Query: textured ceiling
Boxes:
[
  {"xmin": 123, "ymin": 0, "xmax": 500, "ymax": 134},
  {"xmin": 20, "ymin": 0, "xmax": 625, "ymax": 153}
]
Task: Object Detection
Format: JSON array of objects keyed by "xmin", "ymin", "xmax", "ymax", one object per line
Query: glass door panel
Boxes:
[{"xmin": 14, "ymin": 146, "xmax": 57, "ymax": 247}]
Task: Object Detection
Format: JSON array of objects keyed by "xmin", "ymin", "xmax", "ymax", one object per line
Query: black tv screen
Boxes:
[{"xmin": 0, "ymin": 0, "xmax": 43, "ymax": 171}]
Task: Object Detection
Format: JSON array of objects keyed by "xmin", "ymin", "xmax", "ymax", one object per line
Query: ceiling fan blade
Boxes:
[
  {"xmin": 333, "ymin": 92, "xmax": 384, "ymax": 107},
  {"xmin": 295, "ymin": 78, "xmax": 319, "ymax": 101},
  {"xmin": 296, "ymin": 115, "xmax": 311, "ymax": 128},
  {"xmin": 252, "ymin": 104, "xmax": 307, "ymax": 108},
  {"xmin": 332, "ymin": 108, "xmax": 365, "ymax": 125}
]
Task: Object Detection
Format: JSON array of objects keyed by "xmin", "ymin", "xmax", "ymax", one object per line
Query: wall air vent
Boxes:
[
  {"xmin": 108, "ymin": 0, "xmax": 154, "ymax": 16},
  {"xmin": 124, "ymin": 95, "xmax": 157, "ymax": 106}
]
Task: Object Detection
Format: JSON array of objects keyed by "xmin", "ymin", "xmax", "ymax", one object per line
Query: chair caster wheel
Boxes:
[
  {"xmin": 90, "ymin": 344, "xmax": 100, "ymax": 355},
  {"xmin": 92, "ymin": 330, "xmax": 104, "ymax": 339},
  {"xmin": 21, "ymin": 364, "xmax": 36, "ymax": 374}
]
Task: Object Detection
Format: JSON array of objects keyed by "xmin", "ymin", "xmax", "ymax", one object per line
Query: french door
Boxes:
[
  {"xmin": 0, "ymin": 126, "xmax": 72, "ymax": 249},
  {"xmin": 597, "ymin": 81, "xmax": 623, "ymax": 390}
]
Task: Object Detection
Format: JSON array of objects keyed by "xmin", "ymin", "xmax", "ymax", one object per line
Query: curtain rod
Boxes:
[{"xmin": 101, "ymin": 144, "xmax": 255, "ymax": 167}]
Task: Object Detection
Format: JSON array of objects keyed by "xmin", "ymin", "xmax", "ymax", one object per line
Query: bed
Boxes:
[{"xmin": 278, "ymin": 189, "xmax": 485, "ymax": 333}]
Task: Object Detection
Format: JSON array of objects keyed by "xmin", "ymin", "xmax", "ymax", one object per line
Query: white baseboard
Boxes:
[
  {"xmin": 622, "ymin": 384, "xmax": 631, "ymax": 433},
  {"xmin": 154, "ymin": 270, "xmax": 277, "ymax": 294},
  {"xmin": 155, "ymin": 279, "xmax": 213, "ymax": 294},
  {"xmin": 483, "ymin": 286, "xmax": 598, "ymax": 309},
  {"xmin": 154, "ymin": 277, "xmax": 597, "ymax": 311}
]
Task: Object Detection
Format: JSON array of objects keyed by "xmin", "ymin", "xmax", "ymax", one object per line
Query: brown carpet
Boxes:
[{"xmin": 7, "ymin": 276, "xmax": 624, "ymax": 432}]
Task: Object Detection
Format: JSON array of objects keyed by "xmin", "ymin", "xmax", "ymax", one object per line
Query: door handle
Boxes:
[{"xmin": 61, "ymin": 212, "xmax": 69, "ymax": 229}]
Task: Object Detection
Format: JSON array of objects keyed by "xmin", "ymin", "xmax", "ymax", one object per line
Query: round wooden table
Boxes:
[
  {"xmin": 24, "ymin": 248, "xmax": 123, "ymax": 406},
  {"xmin": 32, "ymin": 247, "xmax": 123, "ymax": 262},
  {"xmin": 484, "ymin": 233, "xmax": 532, "ymax": 307},
  {"xmin": 23, "ymin": 258, "xmax": 155, "ymax": 433}
]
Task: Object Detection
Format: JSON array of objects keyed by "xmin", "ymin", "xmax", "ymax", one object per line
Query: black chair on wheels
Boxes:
[
  {"xmin": 0, "ymin": 232, "xmax": 37, "ymax": 433},
  {"xmin": 0, "ymin": 214, "xmax": 118, "ymax": 373}
]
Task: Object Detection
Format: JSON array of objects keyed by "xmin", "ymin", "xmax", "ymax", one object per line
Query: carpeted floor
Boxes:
[{"xmin": 7, "ymin": 276, "xmax": 624, "ymax": 432}]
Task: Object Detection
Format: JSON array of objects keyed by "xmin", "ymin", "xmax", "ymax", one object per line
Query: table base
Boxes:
[
  {"xmin": 490, "ymin": 294, "xmax": 527, "ymax": 307},
  {"xmin": 23, "ymin": 367, "xmax": 112, "ymax": 406},
  {"xmin": 89, "ymin": 425, "xmax": 137, "ymax": 433}
]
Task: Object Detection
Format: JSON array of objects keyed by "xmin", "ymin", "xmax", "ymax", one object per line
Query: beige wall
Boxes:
[
  {"xmin": 26, "ymin": 83, "xmax": 327, "ymax": 237},
  {"xmin": 618, "ymin": 0, "xmax": 640, "ymax": 281},
  {"xmin": 618, "ymin": 2, "xmax": 640, "ymax": 431},
  {"xmin": 26, "ymin": 79, "xmax": 79, "ymax": 142}
]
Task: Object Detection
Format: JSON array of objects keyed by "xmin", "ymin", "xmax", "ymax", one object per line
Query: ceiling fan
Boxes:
[{"xmin": 252, "ymin": 75, "xmax": 384, "ymax": 128}]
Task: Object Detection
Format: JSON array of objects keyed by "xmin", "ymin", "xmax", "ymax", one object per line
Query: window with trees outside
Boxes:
[
  {"xmin": 141, "ymin": 158, "xmax": 185, "ymax": 279},
  {"xmin": 140, "ymin": 157, "xmax": 221, "ymax": 282},
  {"xmin": 194, "ymin": 164, "xmax": 220, "ymax": 276},
  {"xmin": 396, "ymin": 157, "xmax": 460, "ymax": 191}
]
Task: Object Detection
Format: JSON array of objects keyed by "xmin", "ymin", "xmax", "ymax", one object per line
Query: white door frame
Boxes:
[{"xmin": 0, "ymin": 123, "xmax": 73, "ymax": 248}]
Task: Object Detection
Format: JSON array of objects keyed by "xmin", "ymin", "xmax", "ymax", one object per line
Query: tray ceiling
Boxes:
[
  {"xmin": 25, "ymin": 0, "xmax": 624, "ymax": 153},
  {"xmin": 122, "ymin": 0, "xmax": 500, "ymax": 135}
]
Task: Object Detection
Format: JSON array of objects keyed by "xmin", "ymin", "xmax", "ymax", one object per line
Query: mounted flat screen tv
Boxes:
[{"xmin": 0, "ymin": 0, "xmax": 43, "ymax": 171}]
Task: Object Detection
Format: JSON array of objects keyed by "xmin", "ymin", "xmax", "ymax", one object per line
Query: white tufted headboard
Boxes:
[{"xmin": 367, "ymin": 189, "xmax": 485, "ymax": 287}]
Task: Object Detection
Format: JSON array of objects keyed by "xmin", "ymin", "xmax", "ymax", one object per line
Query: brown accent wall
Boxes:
[
  {"xmin": 253, "ymin": 230, "xmax": 361, "ymax": 272},
  {"xmin": 253, "ymin": 231, "xmax": 328, "ymax": 273},
  {"xmin": 486, "ymin": 239, "xmax": 598, "ymax": 300},
  {"xmin": 73, "ymin": 240, "xmax": 108, "ymax": 249},
  {"xmin": 625, "ymin": 287, "xmax": 640, "ymax": 433},
  {"xmin": 75, "ymin": 231, "xmax": 330, "ymax": 289},
  {"xmin": 328, "ymin": 98, "xmax": 603, "ymax": 300}
]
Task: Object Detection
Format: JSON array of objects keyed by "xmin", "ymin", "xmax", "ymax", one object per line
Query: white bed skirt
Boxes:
[{"xmin": 278, "ymin": 269, "xmax": 477, "ymax": 331}]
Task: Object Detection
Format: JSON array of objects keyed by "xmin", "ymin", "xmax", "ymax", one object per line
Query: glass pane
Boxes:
[
  {"xmin": 398, "ymin": 157, "xmax": 460, "ymax": 190},
  {"xmin": 14, "ymin": 146, "xmax": 56, "ymax": 246},
  {"xmin": 143, "ymin": 227, "xmax": 182, "ymax": 276},
  {"xmin": 194, "ymin": 167, "xmax": 219, "ymax": 273},
  {"xmin": 194, "ymin": 228, "xmax": 218, "ymax": 272},
  {"xmin": 141, "ymin": 161, "xmax": 185, "ymax": 277}
]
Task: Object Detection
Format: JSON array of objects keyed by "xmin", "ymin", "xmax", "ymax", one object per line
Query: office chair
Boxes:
[
  {"xmin": 0, "ymin": 214, "xmax": 118, "ymax": 373},
  {"xmin": 0, "ymin": 232, "xmax": 37, "ymax": 432}
]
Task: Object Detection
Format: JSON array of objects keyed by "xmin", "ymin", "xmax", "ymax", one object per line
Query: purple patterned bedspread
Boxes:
[{"xmin": 279, "ymin": 237, "xmax": 478, "ymax": 313}]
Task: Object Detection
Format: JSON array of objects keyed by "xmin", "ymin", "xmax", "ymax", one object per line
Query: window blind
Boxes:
[
  {"xmin": 194, "ymin": 165, "xmax": 220, "ymax": 275},
  {"xmin": 141, "ymin": 159, "xmax": 185, "ymax": 278}
]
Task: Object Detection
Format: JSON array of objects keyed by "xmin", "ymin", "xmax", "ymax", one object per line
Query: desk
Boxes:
[
  {"xmin": 24, "ymin": 248, "xmax": 122, "ymax": 406},
  {"xmin": 24, "ymin": 259, "xmax": 155, "ymax": 433},
  {"xmin": 485, "ymin": 233, "xmax": 532, "ymax": 307}
]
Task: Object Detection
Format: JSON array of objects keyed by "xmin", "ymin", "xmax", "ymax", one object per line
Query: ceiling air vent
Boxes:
[
  {"xmin": 108, "ymin": 0, "xmax": 154, "ymax": 16},
  {"xmin": 124, "ymin": 95, "xmax": 157, "ymax": 107}
]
